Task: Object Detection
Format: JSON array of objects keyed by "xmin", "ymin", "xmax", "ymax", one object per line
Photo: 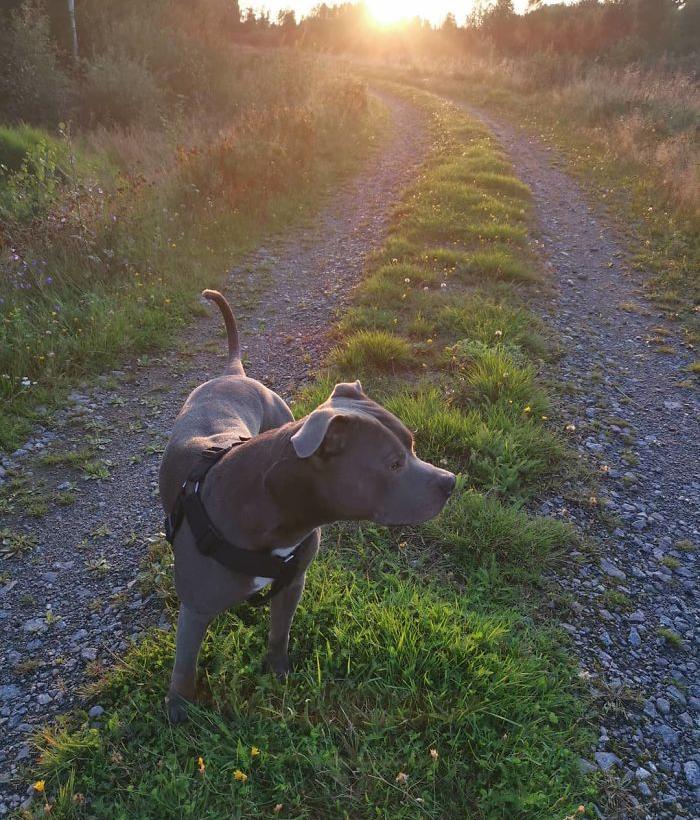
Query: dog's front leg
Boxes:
[
  {"xmin": 264, "ymin": 530, "xmax": 320, "ymax": 678},
  {"xmin": 166, "ymin": 604, "xmax": 212, "ymax": 723}
]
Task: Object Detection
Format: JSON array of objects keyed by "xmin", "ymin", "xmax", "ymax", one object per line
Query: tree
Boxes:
[{"xmin": 66, "ymin": 0, "xmax": 77, "ymax": 60}]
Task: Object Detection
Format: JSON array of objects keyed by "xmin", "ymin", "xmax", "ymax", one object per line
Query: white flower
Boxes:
[{"xmin": 21, "ymin": 377, "xmax": 31, "ymax": 388}]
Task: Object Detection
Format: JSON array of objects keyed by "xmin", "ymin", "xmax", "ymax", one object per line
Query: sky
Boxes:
[{"xmin": 253, "ymin": 1, "xmax": 532, "ymax": 27}]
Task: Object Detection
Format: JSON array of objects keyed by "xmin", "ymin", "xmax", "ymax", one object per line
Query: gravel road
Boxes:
[
  {"xmin": 0, "ymin": 94, "xmax": 430, "ymax": 815},
  {"xmin": 463, "ymin": 105, "xmax": 699, "ymax": 818}
]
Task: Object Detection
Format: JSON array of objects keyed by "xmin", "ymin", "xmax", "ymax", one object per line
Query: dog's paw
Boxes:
[
  {"xmin": 262, "ymin": 652, "xmax": 290, "ymax": 681},
  {"xmin": 165, "ymin": 692, "xmax": 190, "ymax": 724}
]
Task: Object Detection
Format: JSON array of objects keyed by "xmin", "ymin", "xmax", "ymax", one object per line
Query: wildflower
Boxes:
[
  {"xmin": 72, "ymin": 794, "xmax": 85, "ymax": 805},
  {"xmin": 565, "ymin": 423, "xmax": 576, "ymax": 432},
  {"xmin": 429, "ymin": 748, "xmax": 439, "ymax": 761},
  {"xmin": 398, "ymin": 541, "xmax": 407, "ymax": 551},
  {"xmin": 426, "ymin": 338, "xmax": 433, "ymax": 344},
  {"xmin": 197, "ymin": 756, "xmax": 205, "ymax": 775},
  {"xmin": 21, "ymin": 377, "xmax": 31, "ymax": 388},
  {"xmin": 33, "ymin": 780, "xmax": 46, "ymax": 793},
  {"xmin": 45, "ymin": 276, "xmax": 53, "ymax": 285},
  {"xmin": 494, "ymin": 329, "xmax": 502, "ymax": 336},
  {"xmin": 250, "ymin": 746, "xmax": 260, "ymax": 757},
  {"xmin": 404, "ymin": 277, "xmax": 411, "ymax": 284},
  {"xmin": 423, "ymin": 286, "xmax": 429, "ymax": 291},
  {"xmin": 233, "ymin": 769, "xmax": 248, "ymax": 782},
  {"xmin": 440, "ymin": 282, "xmax": 447, "ymax": 288},
  {"xmin": 523, "ymin": 406, "xmax": 531, "ymax": 414},
  {"xmin": 395, "ymin": 771, "xmax": 408, "ymax": 784},
  {"xmin": 541, "ymin": 415, "xmax": 548, "ymax": 420},
  {"xmin": 274, "ymin": 805, "xmax": 283, "ymax": 814}
]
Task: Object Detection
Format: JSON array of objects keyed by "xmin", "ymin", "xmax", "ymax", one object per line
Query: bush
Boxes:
[
  {"xmin": 81, "ymin": 53, "xmax": 163, "ymax": 127},
  {"xmin": 0, "ymin": 1, "xmax": 74, "ymax": 125}
]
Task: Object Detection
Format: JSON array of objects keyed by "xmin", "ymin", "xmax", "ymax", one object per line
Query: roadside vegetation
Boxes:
[
  {"xmin": 27, "ymin": 90, "xmax": 593, "ymax": 818},
  {"xmin": 381, "ymin": 56, "xmax": 699, "ymax": 348},
  {"xmin": 0, "ymin": 1, "xmax": 377, "ymax": 452}
]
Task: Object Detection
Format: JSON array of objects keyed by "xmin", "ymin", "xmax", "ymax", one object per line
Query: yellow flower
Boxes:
[
  {"xmin": 395, "ymin": 771, "xmax": 408, "ymax": 784},
  {"xmin": 33, "ymin": 780, "xmax": 46, "ymax": 793},
  {"xmin": 429, "ymin": 748, "xmax": 439, "ymax": 761},
  {"xmin": 233, "ymin": 769, "xmax": 248, "ymax": 782},
  {"xmin": 523, "ymin": 406, "xmax": 531, "ymax": 413},
  {"xmin": 197, "ymin": 756, "xmax": 205, "ymax": 775},
  {"xmin": 251, "ymin": 746, "xmax": 260, "ymax": 757}
]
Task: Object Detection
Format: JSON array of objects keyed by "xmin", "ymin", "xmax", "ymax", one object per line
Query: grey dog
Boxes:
[{"xmin": 159, "ymin": 289, "xmax": 455, "ymax": 722}]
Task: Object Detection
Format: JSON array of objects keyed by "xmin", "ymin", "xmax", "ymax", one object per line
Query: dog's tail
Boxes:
[{"xmin": 202, "ymin": 289, "xmax": 244, "ymax": 375}]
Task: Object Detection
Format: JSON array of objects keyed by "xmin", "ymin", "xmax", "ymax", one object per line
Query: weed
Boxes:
[
  {"xmin": 600, "ymin": 588, "xmax": 633, "ymax": 613},
  {"xmin": 657, "ymin": 627, "xmax": 683, "ymax": 648},
  {"xmin": 0, "ymin": 527, "xmax": 38, "ymax": 558},
  {"xmin": 660, "ymin": 556, "xmax": 680, "ymax": 570}
]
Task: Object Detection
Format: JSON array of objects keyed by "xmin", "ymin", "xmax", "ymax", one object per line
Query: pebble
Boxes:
[
  {"xmin": 600, "ymin": 558, "xmax": 626, "ymax": 580},
  {"xmin": 595, "ymin": 751, "xmax": 622, "ymax": 771}
]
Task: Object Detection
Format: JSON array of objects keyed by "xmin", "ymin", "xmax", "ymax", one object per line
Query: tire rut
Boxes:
[{"xmin": 462, "ymin": 104, "xmax": 699, "ymax": 816}]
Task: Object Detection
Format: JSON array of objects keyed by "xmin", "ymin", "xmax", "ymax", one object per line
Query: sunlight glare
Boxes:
[{"xmin": 366, "ymin": 0, "xmax": 427, "ymax": 26}]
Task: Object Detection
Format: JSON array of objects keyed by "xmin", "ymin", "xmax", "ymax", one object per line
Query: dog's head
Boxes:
[{"xmin": 283, "ymin": 381, "xmax": 455, "ymax": 526}]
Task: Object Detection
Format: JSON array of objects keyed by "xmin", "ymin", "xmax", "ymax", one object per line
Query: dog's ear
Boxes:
[
  {"xmin": 330, "ymin": 380, "xmax": 364, "ymax": 400},
  {"xmin": 291, "ymin": 409, "xmax": 351, "ymax": 458}
]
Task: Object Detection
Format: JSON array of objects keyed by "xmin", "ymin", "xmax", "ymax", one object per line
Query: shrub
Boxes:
[
  {"xmin": 81, "ymin": 53, "xmax": 163, "ymax": 128},
  {"xmin": 0, "ymin": 1, "xmax": 74, "ymax": 125}
]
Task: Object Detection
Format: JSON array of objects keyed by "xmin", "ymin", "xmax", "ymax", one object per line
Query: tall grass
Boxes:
[{"xmin": 0, "ymin": 56, "xmax": 375, "ymax": 451}]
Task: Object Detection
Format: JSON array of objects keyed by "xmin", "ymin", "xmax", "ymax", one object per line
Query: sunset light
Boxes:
[{"xmin": 366, "ymin": 0, "xmax": 427, "ymax": 26}]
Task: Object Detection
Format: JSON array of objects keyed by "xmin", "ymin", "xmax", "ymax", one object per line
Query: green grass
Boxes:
[
  {"xmin": 27, "ymin": 89, "xmax": 593, "ymax": 817},
  {"xmin": 657, "ymin": 627, "xmax": 683, "ymax": 648}
]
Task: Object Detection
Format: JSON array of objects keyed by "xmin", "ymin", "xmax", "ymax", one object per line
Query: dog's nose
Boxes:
[{"xmin": 439, "ymin": 471, "xmax": 456, "ymax": 497}]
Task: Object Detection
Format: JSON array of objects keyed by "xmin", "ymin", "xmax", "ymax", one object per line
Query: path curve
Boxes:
[
  {"xmin": 463, "ymin": 104, "xmax": 699, "ymax": 817},
  {"xmin": 0, "ymin": 94, "xmax": 430, "ymax": 814}
]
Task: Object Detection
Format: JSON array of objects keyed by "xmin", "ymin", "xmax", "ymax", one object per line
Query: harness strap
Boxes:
[{"xmin": 164, "ymin": 440, "xmax": 303, "ymax": 607}]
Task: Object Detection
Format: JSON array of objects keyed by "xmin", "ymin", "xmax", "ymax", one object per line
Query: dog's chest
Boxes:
[{"xmin": 250, "ymin": 543, "xmax": 298, "ymax": 593}]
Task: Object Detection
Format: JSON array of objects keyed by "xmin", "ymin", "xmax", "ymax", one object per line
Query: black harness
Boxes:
[{"xmin": 164, "ymin": 441, "xmax": 304, "ymax": 607}]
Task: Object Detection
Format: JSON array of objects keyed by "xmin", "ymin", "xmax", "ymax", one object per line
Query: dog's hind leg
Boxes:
[
  {"xmin": 166, "ymin": 604, "xmax": 211, "ymax": 723},
  {"xmin": 263, "ymin": 530, "xmax": 320, "ymax": 679}
]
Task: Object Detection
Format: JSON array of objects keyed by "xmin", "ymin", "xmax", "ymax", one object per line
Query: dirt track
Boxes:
[
  {"xmin": 1, "ymin": 92, "xmax": 698, "ymax": 817},
  {"xmin": 0, "ymin": 94, "xmax": 430, "ymax": 813},
  {"xmin": 463, "ymin": 104, "xmax": 699, "ymax": 817}
]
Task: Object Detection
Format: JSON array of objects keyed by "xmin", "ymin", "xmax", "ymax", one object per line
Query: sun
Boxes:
[{"xmin": 365, "ymin": 0, "xmax": 424, "ymax": 27}]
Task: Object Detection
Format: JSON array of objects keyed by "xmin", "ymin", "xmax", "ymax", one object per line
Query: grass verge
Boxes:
[
  {"xmin": 25, "ymin": 89, "xmax": 594, "ymax": 818},
  {"xmin": 0, "ymin": 58, "xmax": 380, "ymax": 452}
]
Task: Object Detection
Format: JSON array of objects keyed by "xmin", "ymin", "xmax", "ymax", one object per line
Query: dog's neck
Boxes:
[{"xmin": 201, "ymin": 426, "xmax": 329, "ymax": 552}]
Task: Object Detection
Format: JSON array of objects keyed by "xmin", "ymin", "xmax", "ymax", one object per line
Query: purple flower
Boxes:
[{"xmin": 45, "ymin": 276, "xmax": 53, "ymax": 285}]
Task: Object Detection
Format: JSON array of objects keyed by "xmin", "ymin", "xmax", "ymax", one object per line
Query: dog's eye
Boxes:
[{"xmin": 390, "ymin": 459, "xmax": 403, "ymax": 472}]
